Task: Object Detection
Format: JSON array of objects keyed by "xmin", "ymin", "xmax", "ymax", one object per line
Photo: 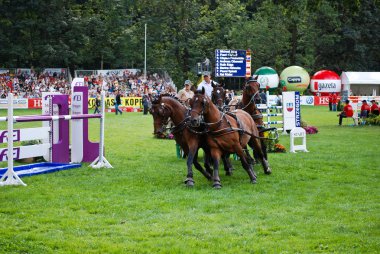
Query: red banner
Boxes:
[
  {"xmin": 314, "ymin": 96, "xmax": 342, "ymax": 106},
  {"xmin": 28, "ymin": 98, "xmax": 43, "ymax": 109}
]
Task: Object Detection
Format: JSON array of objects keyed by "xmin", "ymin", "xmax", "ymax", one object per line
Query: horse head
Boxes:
[
  {"xmin": 189, "ymin": 87, "xmax": 210, "ymax": 127},
  {"xmin": 149, "ymin": 95, "xmax": 171, "ymax": 136},
  {"xmin": 211, "ymin": 82, "xmax": 226, "ymax": 111},
  {"xmin": 243, "ymin": 76, "xmax": 261, "ymax": 106}
]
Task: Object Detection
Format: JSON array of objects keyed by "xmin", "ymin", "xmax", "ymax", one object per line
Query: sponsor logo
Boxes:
[
  {"xmin": 318, "ymin": 82, "xmax": 337, "ymax": 90},
  {"xmin": 286, "ymin": 102, "xmax": 294, "ymax": 112},
  {"xmin": 0, "ymin": 147, "xmax": 20, "ymax": 161},
  {"xmin": 306, "ymin": 96, "xmax": 314, "ymax": 104},
  {"xmin": 287, "ymin": 76, "xmax": 301, "ymax": 83},
  {"xmin": 73, "ymin": 95, "xmax": 82, "ymax": 101},
  {"xmin": 259, "ymin": 76, "xmax": 269, "ymax": 86},
  {"xmin": 295, "ymin": 93, "xmax": 301, "ymax": 127},
  {"xmin": 314, "ymin": 81, "xmax": 318, "ymax": 91}
]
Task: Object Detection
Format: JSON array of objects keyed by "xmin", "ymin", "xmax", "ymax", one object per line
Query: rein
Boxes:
[{"xmin": 240, "ymin": 90, "xmax": 259, "ymax": 111}]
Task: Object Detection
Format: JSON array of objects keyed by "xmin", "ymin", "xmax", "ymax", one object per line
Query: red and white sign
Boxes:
[
  {"xmin": 310, "ymin": 70, "xmax": 341, "ymax": 93},
  {"xmin": 28, "ymin": 98, "xmax": 42, "ymax": 109}
]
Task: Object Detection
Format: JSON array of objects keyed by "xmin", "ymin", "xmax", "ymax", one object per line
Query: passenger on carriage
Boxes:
[
  {"xmin": 176, "ymin": 80, "xmax": 194, "ymax": 105},
  {"xmin": 197, "ymin": 72, "xmax": 214, "ymax": 97},
  {"xmin": 338, "ymin": 100, "xmax": 354, "ymax": 125},
  {"xmin": 360, "ymin": 100, "xmax": 371, "ymax": 118},
  {"xmin": 370, "ymin": 100, "xmax": 379, "ymax": 116}
]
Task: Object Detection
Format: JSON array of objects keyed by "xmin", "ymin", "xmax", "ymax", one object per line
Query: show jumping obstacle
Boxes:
[
  {"xmin": 0, "ymin": 86, "xmax": 112, "ymax": 187},
  {"xmin": 258, "ymin": 91, "xmax": 284, "ymax": 132}
]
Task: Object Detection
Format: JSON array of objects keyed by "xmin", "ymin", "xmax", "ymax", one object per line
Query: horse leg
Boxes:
[
  {"xmin": 203, "ymin": 151, "xmax": 214, "ymax": 176},
  {"xmin": 249, "ymin": 139, "xmax": 271, "ymax": 175},
  {"xmin": 243, "ymin": 146, "xmax": 255, "ymax": 167},
  {"xmin": 211, "ymin": 150, "xmax": 222, "ymax": 189},
  {"xmin": 234, "ymin": 145, "xmax": 257, "ymax": 184},
  {"xmin": 192, "ymin": 151, "xmax": 212, "ymax": 181},
  {"xmin": 184, "ymin": 148, "xmax": 196, "ymax": 187},
  {"xmin": 221, "ymin": 153, "xmax": 233, "ymax": 176}
]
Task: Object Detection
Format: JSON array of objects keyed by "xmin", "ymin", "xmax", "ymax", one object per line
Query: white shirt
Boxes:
[{"xmin": 197, "ymin": 80, "xmax": 214, "ymax": 97}]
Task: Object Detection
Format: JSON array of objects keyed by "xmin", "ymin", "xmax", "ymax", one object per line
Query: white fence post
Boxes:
[{"xmin": 0, "ymin": 93, "xmax": 27, "ymax": 186}]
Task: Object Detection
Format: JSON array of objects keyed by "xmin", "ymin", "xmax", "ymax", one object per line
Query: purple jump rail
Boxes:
[{"xmin": 9, "ymin": 114, "xmax": 102, "ymax": 123}]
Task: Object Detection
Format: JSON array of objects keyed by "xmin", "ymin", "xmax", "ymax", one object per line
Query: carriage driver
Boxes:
[
  {"xmin": 176, "ymin": 80, "xmax": 194, "ymax": 105},
  {"xmin": 197, "ymin": 71, "xmax": 214, "ymax": 97}
]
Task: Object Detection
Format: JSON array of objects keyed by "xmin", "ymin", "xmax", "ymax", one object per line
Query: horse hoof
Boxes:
[
  {"xmin": 226, "ymin": 170, "xmax": 233, "ymax": 176},
  {"xmin": 213, "ymin": 182, "xmax": 222, "ymax": 189},
  {"xmin": 265, "ymin": 168, "xmax": 272, "ymax": 175},
  {"xmin": 184, "ymin": 178, "xmax": 195, "ymax": 187},
  {"xmin": 251, "ymin": 179, "xmax": 257, "ymax": 184}
]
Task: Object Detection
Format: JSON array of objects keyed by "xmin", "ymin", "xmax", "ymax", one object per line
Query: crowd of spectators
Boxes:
[{"xmin": 0, "ymin": 69, "xmax": 176, "ymax": 99}]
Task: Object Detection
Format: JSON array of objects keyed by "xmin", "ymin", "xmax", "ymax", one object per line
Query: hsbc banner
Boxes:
[{"xmin": 282, "ymin": 91, "xmax": 301, "ymax": 131}]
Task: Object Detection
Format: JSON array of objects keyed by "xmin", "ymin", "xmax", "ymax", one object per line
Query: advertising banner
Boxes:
[
  {"xmin": 282, "ymin": 91, "xmax": 301, "ymax": 131},
  {"xmin": 0, "ymin": 98, "xmax": 28, "ymax": 109},
  {"xmin": 88, "ymin": 97, "xmax": 142, "ymax": 109},
  {"xmin": 43, "ymin": 68, "xmax": 67, "ymax": 76},
  {"xmin": 300, "ymin": 96, "xmax": 314, "ymax": 106},
  {"xmin": 311, "ymin": 79, "xmax": 341, "ymax": 93}
]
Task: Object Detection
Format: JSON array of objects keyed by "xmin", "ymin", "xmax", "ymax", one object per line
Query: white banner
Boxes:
[
  {"xmin": 282, "ymin": 91, "xmax": 301, "ymax": 131},
  {"xmin": 43, "ymin": 68, "xmax": 67, "ymax": 76},
  {"xmin": 0, "ymin": 98, "xmax": 28, "ymax": 109},
  {"xmin": 310, "ymin": 79, "xmax": 341, "ymax": 93},
  {"xmin": 16, "ymin": 68, "xmax": 32, "ymax": 76},
  {"xmin": 97, "ymin": 69, "xmax": 141, "ymax": 77},
  {"xmin": 300, "ymin": 96, "xmax": 314, "ymax": 106}
]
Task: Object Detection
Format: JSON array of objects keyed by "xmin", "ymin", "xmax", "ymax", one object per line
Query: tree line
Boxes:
[{"xmin": 0, "ymin": 0, "xmax": 379, "ymax": 86}]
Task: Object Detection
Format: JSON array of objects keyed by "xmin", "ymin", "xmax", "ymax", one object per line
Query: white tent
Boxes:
[{"xmin": 341, "ymin": 72, "xmax": 380, "ymax": 96}]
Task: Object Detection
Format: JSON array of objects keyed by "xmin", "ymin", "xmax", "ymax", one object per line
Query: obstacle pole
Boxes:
[
  {"xmin": 0, "ymin": 94, "xmax": 27, "ymax": 186},
  {"xmin": 90, "ymin": 90, "xmax": 112, "ymax": 169}
]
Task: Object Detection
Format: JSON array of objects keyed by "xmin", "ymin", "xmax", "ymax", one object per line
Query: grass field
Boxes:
[{"xmin": 0, "ymin": 106, "xmax": 379, "ymax": 253}]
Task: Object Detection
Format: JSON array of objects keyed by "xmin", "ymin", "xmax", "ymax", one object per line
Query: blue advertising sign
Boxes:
[
  {"xmin": 295, "ymin": 91, "xmax": 301, "ymax": 127},
  {"xmin": 215, "ymin": 49, "xmax": 247, "ymax": 77}
]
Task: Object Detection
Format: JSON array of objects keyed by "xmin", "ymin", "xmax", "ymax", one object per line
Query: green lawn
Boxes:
[{"xmin": 0, "ymin": 106, "xmax": 379, "ymax": 253}]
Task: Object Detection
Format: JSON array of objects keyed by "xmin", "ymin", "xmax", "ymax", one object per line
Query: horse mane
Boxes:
[{"xmin": 152, "ymin": 93, "xmax": 178, "ymax": 104}]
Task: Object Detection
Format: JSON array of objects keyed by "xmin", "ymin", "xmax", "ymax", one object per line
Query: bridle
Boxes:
[
  {"xmin": 241, "ymin": 82, "xmax": 264, "ymax": 122},
  {"xmin": 211, "ymin": 87, "xmax": 225, "ymax": 111}
]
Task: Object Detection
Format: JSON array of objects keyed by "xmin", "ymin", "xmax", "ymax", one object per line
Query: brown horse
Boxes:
[
  {"xmin": 211, "ymin": 83, "xmax": 255, "ymax": 166},
  {"xmin": 241, "ymin": 77, "xmax": 271, "ymax": 174},
  {"xmin": 189, "ymin": 88, "xmax": 271, "ymax": 188},
  {"xmin": 150, "ymin": 95, "xmax": 233, "ymax": 187},
  {"xmin": 211, "ymin": 83, "xmax": 227, "ymax": 111}
]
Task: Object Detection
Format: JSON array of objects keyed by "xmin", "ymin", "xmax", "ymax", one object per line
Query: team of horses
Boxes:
[{"xmin": 150, "ymin": 78, "xmax": 274, "ymax": 188}]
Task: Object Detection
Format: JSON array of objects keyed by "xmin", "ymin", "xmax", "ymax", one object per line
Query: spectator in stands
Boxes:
[
  {"xmin": 197, "ymin": 72, "xmax": 214, "ymax": 97},
  {"xmin": 115, "ymin": 90, "xmax": 123, "ymax": 115},
  {"xmin": 176, "ymin": 80, "xmax": 194, "ymax": 105},
  {"xmin": 338, "ymin": 100, "xmax": 354, "ymax": 126},
  {"xmin": 370, "ymin": 100, "xmax": 379, "ymax": 116},
  {"xmin": 331, "ymin": 92, "xmax": 338, "ymax": 111},
  {"xmin": 94, "ymin": 93, "xmax": 101, "ymax": 114},
  {"xmin": 360, "ymin": 100, "xmax": 371, "ymax": 118},
  {"xmin": 142, "ymin": 93, "xmax": 152, "ymax": 115}
]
